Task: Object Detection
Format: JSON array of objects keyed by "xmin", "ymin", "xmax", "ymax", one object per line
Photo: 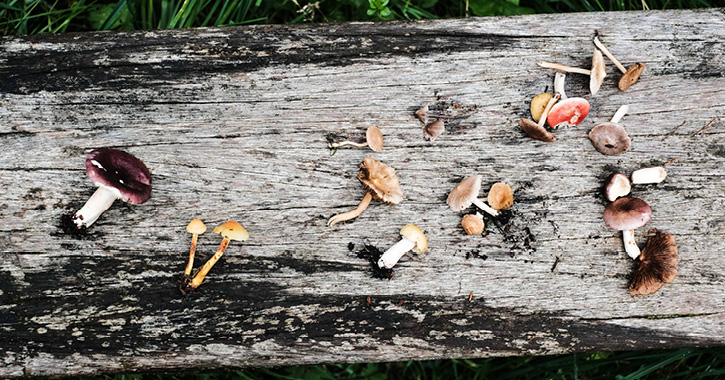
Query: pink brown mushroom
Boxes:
[
  {"xmin": 629, "ymin": 229, "xmax": 679, "ymax": 295},
  {"xmin": 588, "ymin": 105, "xmax": 631, "ymax": 155},
  {"xmin": 603, "ymin": 197, "xmax": 652, "ymax": 260},
  {"xmin": 447, "ymin": 175, "xmax": 499, "ymax": 217}
]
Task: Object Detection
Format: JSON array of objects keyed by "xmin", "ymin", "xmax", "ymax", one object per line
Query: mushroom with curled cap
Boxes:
[
  {"xmin": 593, "ymin": 36, "xmax": 646, "ymax": 91},
  {"xmin": 327, "ymin": 157, "xmax": 403, "ymax": 226},
  {"xmin": 183, "ymin": 221, "xmax": 248, "ymax": 293},
  {"xmin": 546, "ymin": 72, "xmax": 591, "ymax": 129},
  {"xmin": 603, "ymin": 197, "xmax": 652, "ymax": 260},
  {"xmin": 629, "ymin": 229, "xmax": 678, "ymax": 295},
  {"xmin": 378, "ymin": 224, "xmax": 427, "ymax": 269},
  {"xmin": 604, "ymin": 173, "xmax": 631, "ymax": 202},
  {"xmin": 588, "ymin": 105, "xmax": 631, "ymax": 155},
  {"xmin": 447, "ymin": 175, "xmax": 500, "ymax": 217},
  {"xmin": 423, "ymin": 120, "xmax": 445, "ymax": 141},
  {"xmin": 537, "ymin": 49, "xmax": 607, "ymax": 96},
  {"xmin": 67, "ymin": 148, "xmax": 152, "ymax": 230},
  {"xmin": 328, "ymin": 126, "xmax": 384, "ymax": 154},
  {"xmin": 184, "ymin": 219, "xmax": 207, "ymax": 276},
  {"xmin": 461, "ymin": 213, "xmax": 485, "ymax": 235}
]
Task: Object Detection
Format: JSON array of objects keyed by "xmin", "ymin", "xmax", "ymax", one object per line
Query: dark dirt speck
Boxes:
[{"xmin": 356, "ymin": 244, "xmax": 393, "ymax": 280}]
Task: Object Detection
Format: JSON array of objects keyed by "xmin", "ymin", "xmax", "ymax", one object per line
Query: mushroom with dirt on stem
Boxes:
[
  {"xmin": 593, "ymin": 36, "xmax": 646, "ymax": 91},
  {"xmin": 546, "ymin": 72, "xmax": 591, "ymax": 129},
  {"xmin": 462, "ymin": 213, "xmax": 485, "ymax": 235},
  {"xmin": 447, "ymin": 175, "xmax": 499, "ymax": 217},
  {"xmin": 629, "ymin": 229, "xmax": 678, "ymax": 295},
  {"xmin": 519, "ymin": 92, "xmax": 561, "ymax": 142},
  {"xmin": 66, "ymin": 148, "xmax": 152, "ymax": 231},
  {"xmin": 604, "ymin": 173, "xmax": 631, "ymax": 202},
  {"xmin": 631, "ymin": 166, "xmax": 667, "ymax": 184},
  {"xmin": 184, "ymin": 219, "xmax": 207, "ymax": 276},
  {"xmin": 537, "ymin": 49, "xmax": 607, "ymax": 95},
  {"xmin": 603, "ymin": 197, "xmax": 652, "ymax": 260},
  {"xmin": 183, "ymin": 221, "xmax": 249, "ymax": 293},
  {"xmin": 588, "ymin": 105, "xmax": 632, "ymax": 155},
  {"xmin": 328, "ymin": 126, "xmax": 384, "ymax": 154},
  {"xmin": 327, "ymin": 157, "xmax": 403, "ymax": 226},
  {"xmin": 378, "ymin": 224, "xmax": 427, "ymax": 269}
]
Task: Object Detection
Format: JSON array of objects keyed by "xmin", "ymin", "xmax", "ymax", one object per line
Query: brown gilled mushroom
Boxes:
[
  {"xmin": 630, "ymin": 229, "xmax": 678, "ymax": 295},
  {"xmin": 603, "ymin": 197, "xmax": 652, "ymax": 260},
  {"xmin": 424, "ymin": 120, "xmax": 445, "ymax": 141},
  {"xmin": 537, "ymin": 49, "xmax": 607, "ymax": 95},
  {"xmin": 461, "ymin": 213, "xmax": 485, "ymax": 235},
  {"xmin": 328, "ymin": 126, "xmax": 384, "ymax": 153},
  {"xmin": 588, "ymin": 105, "xmax": 631, "ymax": 155},
  {"xmin": 604, "ymin": 173, "xmax": 631, "ymax": 202},
  {"xmin": 593, "ymin": 36, "xmax": 646, "ymax": 91},
  {"xmin": 447, "ymin": 175, "xmax": 499, "ymax": 217},
  {"xmin": 519, "ymin": 92, "xmax": 560, "ymax": 142},
  {"xmin": 327, "ymin": 157, "xmax": 403, "ymax": 226}
]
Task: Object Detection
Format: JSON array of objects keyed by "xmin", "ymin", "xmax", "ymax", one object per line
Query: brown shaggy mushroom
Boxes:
[{"xmin": 629, "ymin": 230, "xmax": 679, "ymax": 295}]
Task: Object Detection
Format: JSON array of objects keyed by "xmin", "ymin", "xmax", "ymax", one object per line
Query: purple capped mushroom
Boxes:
[
  {"xmin": 69, "ymin": 148, "xmax": 152, "ymax": 230},
  {"xmin": 603, "ymin": 197, "xmax": 651, "ymax": 259}
]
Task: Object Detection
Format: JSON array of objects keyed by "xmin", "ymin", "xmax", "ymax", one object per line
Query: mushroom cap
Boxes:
[
  {"xmin": 619, "ymin": 62, "xmax": 645, "ymax": 91},
  {"xmin": 530, "ymin": 93, "xmax": 553, "ymax": 123},
  {"xmin": 424, "ymin": 120, "xmax": 445, "ymax": 141},
  {"xmin": 604, "ymin": 173, "xmax": 631, "ymax": 202},
  {"xmin": 358, "ymin": 157, "xmax": 403, "ymax": 205},
  {"xmin": 366, "ymin": 126, "xmax": 384, "ymax": 152},
  {"xmin": 415, "ymin": 106, "xmax": 429, "ymax": 123},
  {"xmin": 547, "ymin": 98, "xmax": 591, "ymax": 128},
  {"xmin": 629, "ymin": 229, "xmax": 678, "ymax": 295},
  {"xmin": 487, "ymin": 182, "xmax": 514, "ymax": 210},
  {"xmin": 590, "ymin": 49, "xmax": 606, "ymax": 95},
  {"xmin": 603, "ymin": 197, "xmax": 652, "ymax": 231},
  {"xmin": 519, "ymin": 118, "xmax": 556, "ymax": 142},
  {"xmin": 589, "ymin": 122, "xmax": 631, "ymax": 155},
  {"xmin": 85, "ymin": 148, "xmax": 152, "ymax": 204},
  {"xmin": 447, "ymin": 175, "xmax": 482, "ymax": 211},
  {"xmin": 461, "ymin": 214, "xmax": 484, "ymax": 235},
  {"xmin": 213, "ymin": 220, "xmax": 249, "ymax": 242},
  {"xmin": 400, "ymin": 224, "xmax": 427, "ymax": 254},
  {"xmin": 186, "ymin": 218, "xmax": 207, "ymax": 235}
]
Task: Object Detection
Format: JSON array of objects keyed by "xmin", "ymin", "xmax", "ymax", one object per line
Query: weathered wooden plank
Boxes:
[{"xmin": 1, "ymin": 8, "xmax": 724, "ymax": 378}]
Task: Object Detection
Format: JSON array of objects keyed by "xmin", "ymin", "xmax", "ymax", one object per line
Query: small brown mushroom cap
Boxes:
[
  {"xmin": 603, "ymin": 197, "xmax": 652, "ymax": 231},
  {"xmin": 589, "ymin": 122, "xmax": 631, "ymax": 155},
  {"xmin": 629, "ymin": 229, "xmax": 678, "ymax": 295},
  {"xmin": 530, "ymin": 93, "xmax": 553, "ymax": 122},
  {"xmin": 604, "ymin": 173, "xmax": 631, "ymax": 202},
  {"xmin": 424, "ymin": 120, "xmax": 445, "ymax": 141},
  {"xmin": 366, "ymin": 126, "xmax": 384, "ymax": 152},
  {"xmin": 447, "ymin": 175, "xmax": 482, "ymax": 211},
  {"xmin": 415, "ymin": 106, "xmax": 428, "ymax": 123},
  {"xmin": 186, "ymin": 218, "xmax": 207, "ymax": 235},
  {"xmin": 619, "ymin": 63, "xmax": 645, "ymax": 91},
  {"xmin": 519, "ymin": 119, "xmax": 556, "ymax": 142},
  {"xmin": 461, "ymin": 214, "xmax": 484, "ymax": 235},
  {"xmin": 358, "ymin": 157, "xmax": 403, "ymax": 205},
  {"xmin": 487, "ymin": 182, "xmax": 513, "ymax": 210}
]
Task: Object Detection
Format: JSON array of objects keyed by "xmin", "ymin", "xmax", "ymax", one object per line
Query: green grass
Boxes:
[
  {"xmin": 1, "ymin": 0, "xmax": 723, "ymax": 35},
  {"xmin": 66, "ymin": 347, "xmax": 725, "ymax": 380}
]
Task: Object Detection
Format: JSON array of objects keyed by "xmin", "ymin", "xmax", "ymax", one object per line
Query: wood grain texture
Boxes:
[{"xmin": 1, "ymin": 8, "xmax": 724, "ymax": 378}]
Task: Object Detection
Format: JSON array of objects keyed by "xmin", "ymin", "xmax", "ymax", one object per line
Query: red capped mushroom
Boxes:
[
  {"xmin": 547, "ymin": 73, "xmax": 590, "ymax": 129},
  {"xmin": 68, "ymin": 148, "xmax": 152, "ymax": 230}
]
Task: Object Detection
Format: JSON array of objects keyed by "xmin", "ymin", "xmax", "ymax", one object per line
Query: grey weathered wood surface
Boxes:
[{"xmin": 1, "ymin": 8, "xmax": 724, "ymax": 378}]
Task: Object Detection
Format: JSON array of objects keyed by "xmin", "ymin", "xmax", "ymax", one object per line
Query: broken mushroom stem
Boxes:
[
  {"xmin": 539, "ymin": 49, "xmax": 606, "ymax": 95},
  {"xmin": 622, "ymin": 229, "xmax": 641, "ymax": 259},
  {"xmin": 610, "ymin": 104, "xmax": 629, "ymax": 124},
  {"xmin": 593, "ymin": 36, "xmax": 627, "ymax": 73},
  {"xmin": 538, "ymin": 61, "xmax": 591, "ymax": 76},
  {"xmin": 553, "ymin": 72, "xmax": 568, "ymax": 99},
  {"xmin": 473, "ymin": 198, "xmax": 499, "ymax": 217},
  {"xmin": 327, "ymin": 192, "xmax": 373, "ymax": 226},
  {"xmin": 537, "ymin": 93, "xmax": 561, "ymax": 128}
]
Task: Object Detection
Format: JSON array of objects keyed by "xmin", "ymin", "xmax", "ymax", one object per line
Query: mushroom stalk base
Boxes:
[
  {"xmin": 623, "ymin": 230, "xmax": 640, "ymax": 259},
  {"xmin": 378, "ymin": 238, "xmax": 416, "ymax": 269},
  {"xmin": 472, "ymin": 198, "xmax": 499, "ymax": 217},
  {"xmin": 73, "ymin": 186, "xmax": 118, "ymax": 228},
  {"xmin": 189, "ymin": 238, "xmax": 230, "ymax": 288}
]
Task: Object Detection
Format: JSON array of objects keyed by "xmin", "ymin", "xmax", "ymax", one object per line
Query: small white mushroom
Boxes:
[
  {"xmin": 378, "ymin": 224, "xmax": 428, "ymax": 269},
  {"xmin": 632, "ymin": 167, "xmax": 667, "ymax": 184}
]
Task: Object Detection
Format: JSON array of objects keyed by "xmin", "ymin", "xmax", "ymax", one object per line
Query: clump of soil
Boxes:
[
  {"xmin": 356, "ymin": 244, "xmax": 393, "ymax": 280},
  {"xmin": 60, "ymin": 212, "xmax": 88, "ymax": 236}
]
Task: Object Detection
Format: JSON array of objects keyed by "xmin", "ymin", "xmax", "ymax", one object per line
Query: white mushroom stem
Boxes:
[
  {"xmin": 472, "ymin": 198, "xmax": 499, "ymax": 217},
  {"xmin": 329, "ymin": 141, "xmax": 368, "ymax": 148},
  {"xmin": 593, "ymin": 36, "xmax": 628, "ymax": 74},
  {"xmin": 537, "ymin": 61, "xmax": 591, "ymax": 75},
  {"xmin": 554, "ymin": 72, "xmax": 568, "ymax": 99},
  {"xmin": 623, "ymin": 230, "xmax": 641, "ymax": 259},
  {"xmin": 73, "ymin": 186, "xmax": 120, "ymax": 228},
  {"xmin": 631, "ymin": 167, "xmax": 667, "ymax": 184},
  {"xmin": 611, "ymin": 105, "xmax": 629, "ymax": 123},
  {"xmin": 378, "ymin": 238, "xmax": 416, "ymax": 269},
  {"xmin": 537, "ymin": 93, "xmax": 561, "ymax": 128}
]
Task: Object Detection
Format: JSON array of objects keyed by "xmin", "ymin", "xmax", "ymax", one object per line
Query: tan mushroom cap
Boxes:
[
  {"xmin": 630, "ymin": 229, "xmax": 678, "ymax": 295},
  {"xmin": 487, "ymin": 182, "xmax": 514, "ymax": 210},
  {"xmin": 447, "ymin": 175, "xmax": 482, "ymax": 211},
  {"xmin": 213, "ymin": 220, "xmax": 249, "ymax": 242},
  {"xmin": 461, "ymin": 214, "xmax": 484, "ymax": 235},
  {"xmin": 358, "ymin": 157, "xmax": 403, "ymax": 205},
  {"xmin": 619, "ymin": 63, "xmax": 645, "ymax": 91},
  {"xmin": 186, "ymin": 218, "xmax": 207, "ymax": 235},
  {"xmin": 424, "ymin": 120, "xmax": 445, "ymax": 141},
  {"xmin": 400, "ymin": 224, "xmax": 427, "ymax": 254},
  {"xmin": 589, "ymin": 122, "xmax": 631, "ymax": 155},
  {"xmin": 366, "ymin": 126, "xmax": 384, "ymax": 152},
  {"xmin": 590, "ymin": 49, "xmax": 606, "ymax": 96},
  {"xmin": 530, "ymin": 93, "xmax": 553, "ymax": 123}
]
